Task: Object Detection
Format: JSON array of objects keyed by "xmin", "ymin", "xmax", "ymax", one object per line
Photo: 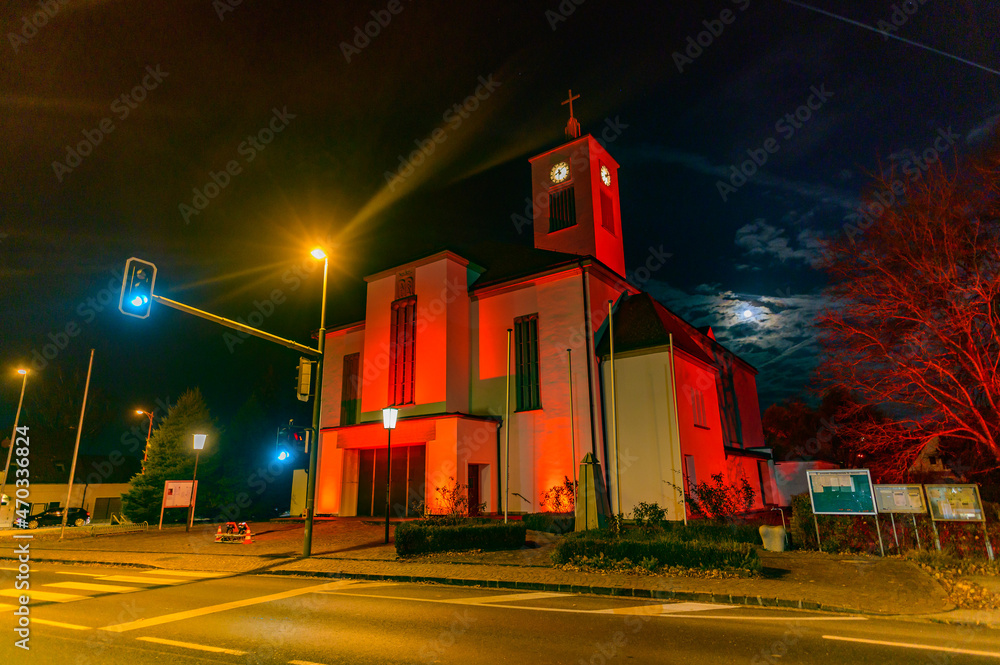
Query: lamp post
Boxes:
[
  {"xmin": 135, "ymin": 409, "xmax": 154, "ymax": 472},
  {"xmin": 303, "ymin": 247, "xmax": 329, "ymax": 557},
  {"xmin": 0, "ymin": 369, "xmax": 29, "ymax": 524},
  {"xmin": 188, "ymin": 433, "xmax": 206, "ymax": 532},
  {"xmin": 382, "ymin": 407, "xmax": 398, "ymax": 544}
]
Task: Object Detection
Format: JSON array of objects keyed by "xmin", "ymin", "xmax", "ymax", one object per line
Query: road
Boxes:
[{"xmin": 2, "ymin": 562, "xmax": 998, "ymax": 664}]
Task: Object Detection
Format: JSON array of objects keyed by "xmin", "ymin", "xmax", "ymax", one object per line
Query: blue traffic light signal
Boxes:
[{"xmin": 119, "ymin": 257, "xmax": 157, "ymax": 319}]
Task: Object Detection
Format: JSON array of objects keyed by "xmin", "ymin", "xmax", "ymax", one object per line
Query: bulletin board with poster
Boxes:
[
  {"xmin": 925, "ymin": 485, "xmax": 985, "ymax": 522},
  {"xmin": 873, "ymin": 484, "xmax": 927, "ymax": 514},
  {"xmin": 806, "ymin": 469, "xmax": 877, "ymax": 515}
]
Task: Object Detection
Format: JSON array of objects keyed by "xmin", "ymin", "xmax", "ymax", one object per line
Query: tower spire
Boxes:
[{"xmin": 561, "ymin": 89, "xmax": 581, "ymax": 140}]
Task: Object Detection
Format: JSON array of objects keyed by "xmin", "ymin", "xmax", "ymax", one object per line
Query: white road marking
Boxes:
[
  {"xmin": 289, "ymin": 661, "xmax": 330, "ymax": 665},
  {"xmin": 0, "ymin": 588, "xmax": 81, "ymax": 602},
  {"xmin": 450, "ymin": 591, "xmax": 566, "ymax": 604},
  {"xmin": 663, "ymin": 615, "xmax": 867, "ymax": 621},
  {"xmin": 0, "ymin": 567, "xmax": 101, "ymax": 577},
  {"xmin": 97, "ymin": 575, "xmax": 185, "ymax": 585},
  {"xmin": 822, "ymin": 635, "xmax": 1000, "ymax": 658},
  {"xmin": 136, "ymin": 636, "xmax": 247, "ymax": 655},
  {"xmin": 32, "ymin": 618, "xmax": 92, "ymax": 630},
  {"xmin": 133, "ymin": 570, "xmax": 225, "ymax": 578},
  {"xmin": 101, "ymin": 580, "xmax": 358, "ymax": 632},
  {"xmin": 597, "ymin": 602, "xmax": 734, "ymax": 615},
  {"xmin": 44, "ymin": 581, "xmax": 143, "ymax": 594}
]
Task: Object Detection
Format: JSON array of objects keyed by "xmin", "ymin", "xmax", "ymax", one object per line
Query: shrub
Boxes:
[
  {"xmin": 661, "ymin": 520, "xmax": 761, "ymax": 545},
  {"xmin": 632, "ymin": 501, "xmax": 666, "ymax": 530},
  {"xmin": 687, "ymin": 473, "xmax": 755, "ymax": 520},
  {"xmin": 395, "ymin": 520, "xmax": 527, "ymax": 556},
  {"xmin": 522, "ymin": 512, "xmax": 575, "ymax": 534},
  {"xmin": 551, "ymin": 530, "xmax": 760, "ymax": 574},
  {"xmin": 540, "ymin": 476, "xmax": 577, "ymax": 512},
  {"xmin": 427, "ymin": 477, "xmax": 485, "ymax": 522}
]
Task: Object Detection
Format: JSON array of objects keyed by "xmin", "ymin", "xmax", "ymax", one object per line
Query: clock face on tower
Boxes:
[
  {"xmin": 550, "ymin": 162, "xmax": 569, "ymax": 183},
  {"xmin": 600, "ymin": 165, "xmax": 611, "ymax": 186}
]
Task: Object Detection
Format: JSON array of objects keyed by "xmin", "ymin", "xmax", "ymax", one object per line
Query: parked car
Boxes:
[{"xmin": 26, "ymin": 507, "xmax": 90, "ymax": 529}]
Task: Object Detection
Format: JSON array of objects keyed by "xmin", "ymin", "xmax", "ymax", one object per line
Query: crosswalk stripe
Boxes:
[
  {"xmin": 0, "ymin": 588, "xmax": 82, "ymax": 602},
  {"xmin": 136, "ymin": 636, "xmax": 246, "ymax": 655},
  {"xmin": 97, "ymin": 575, "xmax": 185, "ymax": 585},
  {"xmin": 32, "ymin": 618, "xmax": 92, "ymax": 630},
  {"xmin": 44, "ymin": 581, "xmax": 143, "ymax": 594},
  {"xmin": 0, "ymin": 603, "xmax": 17, "ymax": 611},
  {"xmin": 133, "ymin": 570, "xmax": 224, "ymax": 578}
]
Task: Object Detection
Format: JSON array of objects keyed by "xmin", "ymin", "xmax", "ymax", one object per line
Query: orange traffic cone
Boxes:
[
  {"xmin": 242, "ymin": 529, "xmax": 254, "ymax": 544},
  {"xmin": 214, "ymin": 525, "xmax": 223, "ymax": 543}
]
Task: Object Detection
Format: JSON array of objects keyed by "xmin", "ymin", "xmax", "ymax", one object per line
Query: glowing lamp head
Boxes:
[
  {"xmin": 310, "ymin": 248, "xmax": 327, "ymax": 260},
  {"xmin": 135, "ymin": 410, "xmax": 144, "ymax": 415},
  {"xmin": 17, "ymin": 369, "xmax": 27, "ymax": 375},
  {"xmin": 193, "ymin": 433, "xmax": 207, "ymax": 450},
  {"xmin": 382, "ymin": 407, "xmax": 399, "ymax": 430}
]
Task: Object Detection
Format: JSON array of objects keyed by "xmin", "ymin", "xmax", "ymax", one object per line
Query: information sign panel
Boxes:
[
  {"xmin": 163, "ymin": 480, "xmax": 196, "ymax": 508},
  {"xmin": 807, "ymin": 469, "xmax": 876, "ymax": 515},
  {"xmin": 874, "ymin": 484, "xmax": 927, "ymax": 514},
  {"xmin": 925, "ymin": 484, "xmax": 985, "ymax": 522}
]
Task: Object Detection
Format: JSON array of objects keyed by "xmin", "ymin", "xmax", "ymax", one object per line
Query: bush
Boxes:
[
  {"xmin": 523, "ymin": 512, "xmax": 575, "ymax": 534},
  {"xmin": 661, "ymin": 520, "xmax": 761, "ymax": 545},
  {"xmin": 395, "ymin": 520, "xmax": 527, "ymax": 556},
  {"xmin": 551, "ymin": 530, "xmax": 760, "ymax": 574},
  {"xmin": 687, "ymin": 473, "xmax": 756, "ymax": 520},
  {"xmin": 540, "ymin": 476, "xmax": 577, "ymax": 512},
  {"xmin": 632, "ymin": 502, "xmax": 666, "ymax": 530}
]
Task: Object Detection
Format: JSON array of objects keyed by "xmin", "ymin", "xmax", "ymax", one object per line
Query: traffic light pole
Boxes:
[
  {"xmin": 151, "ymin": 295, "xmax": 319, "ymax": 357},
  {"xmin": 302, "ymin": 256, "xmax": 328, "ymax": 557}
]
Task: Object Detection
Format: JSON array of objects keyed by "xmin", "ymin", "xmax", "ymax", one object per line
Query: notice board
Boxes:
[
  {"xmin": 873, "ymin": 484, "xmax": 927, "ymax": 514},
  {"xmin": 925, "ymin": 485, "xmax": 985, "ymax": 522},
  {"xmin": 163, "ymin": 480, "xmax": 196, "ymax": 508},
  {"xmin": 807, "ymin": 469, "xmax": 876, "ymax": 515}
]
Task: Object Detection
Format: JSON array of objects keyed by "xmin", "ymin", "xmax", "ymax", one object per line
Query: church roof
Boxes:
[
  {"xmin": 595, "ymin": 292, "xmax": 716, "ymax": 365},
  {"xmin": 465, "ymin": 241, "xmax": 585, "ymax": 289}
]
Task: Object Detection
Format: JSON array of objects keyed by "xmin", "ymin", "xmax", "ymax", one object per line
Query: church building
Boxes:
[{"xmin": 305, "ymin": 97, "xmax": 777, "ymax": 520}]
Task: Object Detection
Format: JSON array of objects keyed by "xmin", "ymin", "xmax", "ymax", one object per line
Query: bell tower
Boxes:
[{"xmin": 527, "ymin": 90, "xmax": 626, "ymax": 278}]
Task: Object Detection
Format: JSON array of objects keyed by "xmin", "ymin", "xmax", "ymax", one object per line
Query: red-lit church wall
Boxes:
[
  {"xmin": 734, "ymin": 364, "xmax": 765, "ymax": 449},
  {"xmin": 673, "ymin": 356, "xmax": 728, "ymax": 491}
]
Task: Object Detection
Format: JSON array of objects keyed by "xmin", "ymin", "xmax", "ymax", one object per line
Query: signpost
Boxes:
[
  {"xmin": 806, "ymin": 469, "xmax": 884, "ymax": 556},
  {"xmin": 159, "ymin": 480, "xmax": 197, "ymax": 530},
  {"xmin": 925, "ymin": 484, "xmax": 993, "ymax": 561},
  {"xmin": 874, "ymin": 484, "xmax": 927, "ymax": 550}
]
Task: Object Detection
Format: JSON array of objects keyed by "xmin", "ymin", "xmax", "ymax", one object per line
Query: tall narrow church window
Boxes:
[
  {"xmin": 340, "ymin": 353, "xmax": 361, "ymax": 425},
  {"xmin": 389, "ymin": 296, "xmax": 416, "ymax": 406},
  {"xmin": 514, "ymin": 313, "xmax": 541, "ymax": 411},
  {"xmin": 690, "ymin": 388, "xmax": 708, "ymax": 428},
  {"xmin": 600, "ymin": 190, "xmax": 615, "ymax": 234},
  {"xmin": 548, "ymin": 187, "xmax": 576, "ymax": 232},
  {"xmin": 683, "ymin": 455, "xmax": 697, "ymax": 495}
]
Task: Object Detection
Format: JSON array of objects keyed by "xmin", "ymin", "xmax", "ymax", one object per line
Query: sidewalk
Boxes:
[{"xmin": 3, "ymin": 518, "xmax": 995, "ymax": 626}]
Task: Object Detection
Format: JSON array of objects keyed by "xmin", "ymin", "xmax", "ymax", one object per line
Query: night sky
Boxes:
[{"xmin": 2, "ymin": 1, "xmax": 998, "ymax": 453}]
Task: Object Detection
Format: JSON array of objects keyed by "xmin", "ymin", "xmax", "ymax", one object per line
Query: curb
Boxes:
[{"xmin": 263, "ymin": 568, "xmax": 877, "ymax": 616}]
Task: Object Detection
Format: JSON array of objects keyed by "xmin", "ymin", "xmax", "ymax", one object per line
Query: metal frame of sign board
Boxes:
[
  {"xmin": 806, "ymin": 469, "xmax": 884, "ymax": 556},
  {"xmin": 874, "ymin": 484, "xmax": 927, "ymax": 551},
  {"xmin": 924, "ymin": 484, "xmax": 993, "ymax": 561}
]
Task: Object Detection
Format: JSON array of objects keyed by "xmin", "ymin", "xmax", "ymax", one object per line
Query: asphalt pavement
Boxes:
[{"xmin": 3, "ymin": 562, "xmax": 1000, "ymax": 664}]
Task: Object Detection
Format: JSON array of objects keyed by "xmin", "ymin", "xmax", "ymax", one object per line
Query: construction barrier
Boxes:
[{"xmin": 215, "ymin": 521, "xmax": 253, "ymax": 544}]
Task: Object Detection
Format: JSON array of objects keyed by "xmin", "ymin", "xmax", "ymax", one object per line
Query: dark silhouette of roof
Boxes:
[{"xmin": 595, "ymin": 292, "xmax": 716, "ymax": 365}]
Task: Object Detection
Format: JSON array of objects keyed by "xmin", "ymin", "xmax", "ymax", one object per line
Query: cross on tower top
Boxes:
[{"xmin": 561, "ymin": 89, "xmax": 581, "ymax": 140}]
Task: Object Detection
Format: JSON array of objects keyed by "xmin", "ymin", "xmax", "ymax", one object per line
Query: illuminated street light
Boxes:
[
  {"xmin": 303, "ymin": 246, "xmax": 330, "ymax": 557},
  {"xmin": 187, "ymin": 433, "xmax": 206, "ymax": 532},
  {"xmin": 135, "ymin": 409, "xmax": 155, "ymax": 472},
  {"xmin": 0, "ymin": 369, "xmax": 29, "ymax": 522},
  {"xmin": 382, "ymin": 407, "xmax": 398, "ymax": 544}
]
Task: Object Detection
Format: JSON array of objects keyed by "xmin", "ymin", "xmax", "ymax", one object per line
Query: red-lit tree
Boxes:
[{"xmin": 818, "ymin": 147, "xmax": 1000, "ymax": 479}]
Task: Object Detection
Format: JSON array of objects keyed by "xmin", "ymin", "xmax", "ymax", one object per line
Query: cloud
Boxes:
[
  {"xmin": 734, "ymin": 220, "xmax": 825, "ymax": 268},
  {"xmin": 645, "ymin": 279, "xmax": 829, "ymax": 408},
  {"xmin": 966, "ymin": 113, "xmax": 999, "ymax": 145}
]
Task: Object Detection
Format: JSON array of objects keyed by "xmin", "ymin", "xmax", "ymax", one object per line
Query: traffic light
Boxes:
[
  {"xmin": 276, "ymin": 425, "xmax": 310, "ymax": 462},
  {"xmin": 296, "ymin": 357, "xmax": 313, "ymax": 402},
  {"xmin": 119, "ymin": 257, "xmax": 157, "ymax": 319},
  {"xmin": 276, "ymin": 427, "xmax": 292, "ymax": 461}
]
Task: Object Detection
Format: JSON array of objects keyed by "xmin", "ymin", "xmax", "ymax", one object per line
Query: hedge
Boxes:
[
  {"xmin": 551, "ymin": 530, "xmax": 761, "ymax": 573},
  {"xmin": 656, "ymin": 520, "xmax": 761, "ymax": 545},
  {"xmin": 522, "ymin": 512, "xmax": 575, "ymax": 534},
  {"xmin": 395, "ymin": 520, "xmax": 527, "ymax": 556}
]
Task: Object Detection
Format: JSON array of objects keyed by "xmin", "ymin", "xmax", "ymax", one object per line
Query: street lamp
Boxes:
[
  {"xmin": 382, "ymin": 407, "xmax": 398, "ymax": 544},
  {"xmin": 303, "ymin": 247, "xmax": 330, "ymax": 557},
  {"xmin": 0, "ymin": 369, "xmax": 29, "ymax": 522},
  {"xmin": 135, "ymin": 409, "xmax": 154, "ymax": 472},
  {"xmin": 187, "ymin": 433, "xmax": 206, "ymax": 532}
]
